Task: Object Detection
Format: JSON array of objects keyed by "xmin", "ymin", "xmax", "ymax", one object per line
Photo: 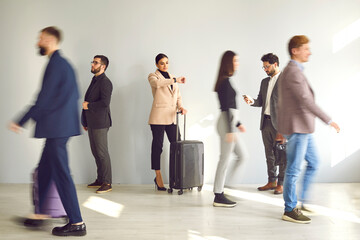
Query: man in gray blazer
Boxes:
[
  {"xmin": 277, "ymin": 35, "xmax": 340, "ymax": 224},
  {"xmin": 244, "ymin": 53, "xmax": 286, "ymax": 195}
]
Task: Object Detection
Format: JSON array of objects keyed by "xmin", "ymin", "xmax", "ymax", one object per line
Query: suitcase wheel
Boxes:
[
  {"xmin": 178, "ymin": 189, "xmax": 183, "ymax": 195},
  {"xmin": 197, "ymin": 186, "xmax": 202, "ymax": 192},
  {"xmin": 168, "ymin": 188, "xmax": 173, "ymax": 194}
]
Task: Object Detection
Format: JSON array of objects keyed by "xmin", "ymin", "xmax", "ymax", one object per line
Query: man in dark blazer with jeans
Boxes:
[
  {"xmin": 243, "ymin": 53, "xmax": 286, "ymax": 194},
  {"xmin": 81, "ymin": 55, "xmax": 113, "ymax": 194},
  {"xmin": 9, "ymin": 26, "xmax": 86, "ymax": 237}
]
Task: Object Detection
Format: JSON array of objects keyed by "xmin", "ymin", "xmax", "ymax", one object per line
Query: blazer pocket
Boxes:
[{"xmin": 155, "ymin": 103, "xmax": 168, "ymax": 108}]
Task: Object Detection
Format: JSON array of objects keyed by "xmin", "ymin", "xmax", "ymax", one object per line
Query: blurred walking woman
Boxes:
[
  {"xmin": 213, "ymin": 51, "xmax": 248, "ymax": 207},
  {"xmin": 148, "ymin": 53, "xmax": 187, "ymax": 191}
]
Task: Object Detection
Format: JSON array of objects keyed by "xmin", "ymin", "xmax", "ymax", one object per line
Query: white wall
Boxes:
[{"xmin": 0, "ymin": 0, "xmax": 359, "ymax": 184}]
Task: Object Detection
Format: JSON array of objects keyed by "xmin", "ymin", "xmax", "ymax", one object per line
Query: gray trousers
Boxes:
[
  {"xmin": 213, "ymin": 112, "xmax": 248, "ymax": 194},
  {"xmin": 261, "ymin": 117, "xmax": 286, "ymax": 185},
  {"xmin": 88, "ymin": 127, "xmax": 112, "ymax": 184}
]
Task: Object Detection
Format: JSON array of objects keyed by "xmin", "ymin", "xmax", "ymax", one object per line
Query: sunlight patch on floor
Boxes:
[
  {"xmin": 188, "ymin": 230, "xmax": 229, "ymax": 240},
  {"xmin": 82, "ymin": 196, "xmax": 124, "ymax": 218},
  {"xmin": 203, "ymin": 184, "xmax": 360, "ymax": 223}
]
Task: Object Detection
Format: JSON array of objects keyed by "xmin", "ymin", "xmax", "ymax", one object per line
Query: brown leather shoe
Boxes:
[
  {"xmin": 257, "ymin": 181, "xmax": 277, "ymax": 191},
  {"xmin": 274, "ymin": 185, "xmax": 283, "ymax": 194}
]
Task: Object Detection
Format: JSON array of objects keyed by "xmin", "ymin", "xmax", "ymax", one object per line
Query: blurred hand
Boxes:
[
  {"xmin": 82, "ymin": 101, "xmax": 89, "ymax": 110},
  {"xmin": 275, "ymin": 133, "xmax": 286, "ymax": 144},
  {"xmin": 179, "ymin": 107, "xmax": 187, "ymax": 115},
  {"xmin": 238, "ymin": 124, "xmax": 246, "ymax": 132},
  {"xmin": 243, "ymin": 95, "xmax": 254, "ymax": 105},
  {"xmin": 9, "ymin": 122, "xmax": 22, "ymax": 134},
  {"xmin": 330, "ymin": 121, "xmax": 340, "ymax": 133},
  {"xmin": 225, "ymin": 133, "xmax": 236, "ymax": 142},
  {"xmin": 176, "ymin": 76, "xmax": 186, "ymax": 84},
  {"xmin": 83, "ymin": 126, "xmax": 88, "ymax": 131}
]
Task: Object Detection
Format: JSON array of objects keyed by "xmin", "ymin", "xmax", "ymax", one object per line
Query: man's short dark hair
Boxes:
[
  {"xmin": 41, "ymin": 26, "xmax": 62, "ymax": 43},
  {"xmin": 94, "ymin": 55, "xmax": 109, "ymax": 71},
  {"xmin": 261, "ymin": 53, "xmax": 279, "ymax": 67}
]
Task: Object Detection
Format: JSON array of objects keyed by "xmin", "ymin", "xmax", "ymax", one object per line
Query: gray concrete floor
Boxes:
[{"xmin": 0, "ymin": 183, "xmax": 359, "ymax": 240}]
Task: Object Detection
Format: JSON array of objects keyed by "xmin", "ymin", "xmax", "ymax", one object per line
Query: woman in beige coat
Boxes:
[{"xmin": 148, "ymin": 53, "xmax": 187, "ymax": 190}]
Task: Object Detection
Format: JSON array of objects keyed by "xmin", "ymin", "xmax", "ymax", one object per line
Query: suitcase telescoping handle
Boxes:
[{"xmin": 176, "ymin": 111, "xmax": 186, "ymax": 141}]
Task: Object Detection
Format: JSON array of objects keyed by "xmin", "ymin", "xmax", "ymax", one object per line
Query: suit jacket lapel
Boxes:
[
  {"xmin": 85, "ymin": 77, "xmax": 97, "ymax": 100},
  {"xmin": 263, "ymin": 77, "xmax": 270, "ymax": 107}
]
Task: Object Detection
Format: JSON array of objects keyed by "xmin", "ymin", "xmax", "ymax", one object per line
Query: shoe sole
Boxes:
[
  {"xmin": 258, "ymin": 187, "xmax": 276, "ymax": 191},
  {"xmin": 282, "ymin": 215, "xmax": 311, "ymax": 224},
  {"xmin": 52, "ymin": 231, "xmax": 87, "ymax": 236},
  {"xmin": 274, "ymin": 191, "xmax": 283, "ymax": 195},
  {"xmin": 87, "ymin": 185, "xmax": 101, "ymax": 188},
  {"xmin": 213, "ymin": 202, "xmax": 237, "ymax": 208},
  {"xmin": 96, "ymin": 188, "xmax": 112, "ymax": 194}
]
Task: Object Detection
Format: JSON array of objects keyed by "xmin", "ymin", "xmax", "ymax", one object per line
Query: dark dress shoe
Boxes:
[
  {"xmin": 96, "ymin": 183, "xmax": 112, "ymax": 193},
  {"xmin": 24, "ymin": 218, "xmax": 47, "ymax": 227},
  {"xmin": 87, "ymin": 180, "xmax": 102, "ymax": 188},
  {"xmin": 52, "ymin": 223, "xmax": 86, "ymax": 236}
]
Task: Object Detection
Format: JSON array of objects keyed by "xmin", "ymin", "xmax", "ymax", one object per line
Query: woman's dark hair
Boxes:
[
  {"xmin": 214, "ymin": 50, "xmax": 236, "ymax": 92},
  {"xmin": 155, "ymin": 53, "xmax": 168, "ymax": 64}
]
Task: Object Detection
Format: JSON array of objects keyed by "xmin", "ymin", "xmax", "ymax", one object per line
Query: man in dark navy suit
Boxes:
[
  {"xmin": 9, "ymin": 26, "xmax": 86, "ymax": 237},
  {"xmin": 81, "ymin": 55, "xmax": 113, "ymax": 194}
]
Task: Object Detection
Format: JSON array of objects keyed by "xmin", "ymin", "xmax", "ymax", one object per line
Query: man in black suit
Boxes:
[
  {"xmin": 81, "ymin": 55, "xmax": 113, "ymax": 193},
  {"xmin": 243, "ymin": 53, "xmax": 286, "ymax": 194},
  {"xmin": 9, "ymin": 26, "xmax": 86, "ymax": 236}
]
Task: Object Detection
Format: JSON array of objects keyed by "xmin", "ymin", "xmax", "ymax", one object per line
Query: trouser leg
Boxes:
[
  {"xmin": 226, "ymin": 133, "xmax": 248, "ymax": 181},
  {"xmin": 214, "ymin": 113, "xmax": 235, "ymax": 194},
  {"xmin": 300, "ymin": 134, "xmax": 319, "ymax": 204},
  {"xmin": 88, "ymin": 128, "xmax": 112, "ymax": 184},
  {"xmin": 261, "ymin": 118, "xmax": 277, "ymax": 183},
  {"xmin": 150, "ymin": 125, "xmax": 166, "ymax": 170},
  {"xmin": 38, "ymin": 138, "xmax": 83, "ymax": 223},
  {"xmin": 283, "ymin": 133, "xmax": 308, "ymax": 212}
]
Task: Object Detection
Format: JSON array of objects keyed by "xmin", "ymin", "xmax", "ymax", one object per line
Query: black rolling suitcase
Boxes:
[{"xmin": 168, "ymin": 112, "xmax": 204, "ymax": 195}]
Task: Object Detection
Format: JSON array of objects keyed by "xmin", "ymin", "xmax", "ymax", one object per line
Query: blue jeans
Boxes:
[{"xmin": 283, "ymin": 133, "xmax": 319, "ymax": 212}]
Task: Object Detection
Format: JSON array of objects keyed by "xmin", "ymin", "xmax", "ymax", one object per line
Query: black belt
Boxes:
[{"xmin": 264, "ymin": 115, "xmax": 271, "ymax": 120}]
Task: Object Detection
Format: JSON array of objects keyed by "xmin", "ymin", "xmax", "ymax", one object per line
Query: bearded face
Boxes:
[{"xmin": 91, "ymin": 65, "xmax": 101, "ymax": 74}]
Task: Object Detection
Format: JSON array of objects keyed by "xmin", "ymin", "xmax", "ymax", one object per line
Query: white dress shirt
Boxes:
[{"xmin": 264, "ymin": 72, "xmax": 280, "ymax": 115}]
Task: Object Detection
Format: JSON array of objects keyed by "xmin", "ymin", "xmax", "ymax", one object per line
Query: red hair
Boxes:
[{"xmin": 288, "ymin": 35, "xmax": 309, "ymax": 56}]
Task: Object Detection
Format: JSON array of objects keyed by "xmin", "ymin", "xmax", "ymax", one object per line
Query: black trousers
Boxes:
[
  {"xmin": 88, "ymin": 127, "xmax": 112, "ymax": 184},
  {"xmin": 150, "ymin": 124, "xmax": 180, "ymax": 170}
]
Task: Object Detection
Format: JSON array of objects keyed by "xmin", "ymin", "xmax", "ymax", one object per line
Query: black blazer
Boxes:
[
  {"xmin": 81, "ymin": 73, "xmax": 113, "ymax": 129},
  {"xmin": 251, "ymin": 74, "xmax": 281, "ymax": 130}
]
